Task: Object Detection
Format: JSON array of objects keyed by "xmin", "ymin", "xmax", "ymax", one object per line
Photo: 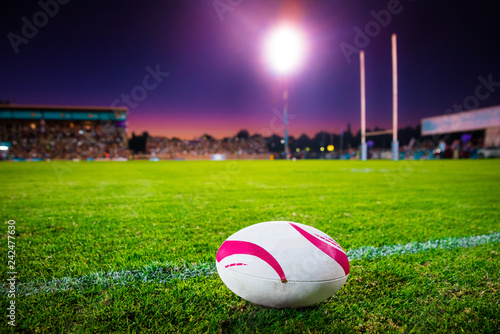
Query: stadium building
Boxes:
[
  {"xmin": 421, "ymin": 105, "xmax": 500, "ymax": 146},
  {"xmin": 0, "ymin": 104, "xmax": 128, "ymax": 161}
]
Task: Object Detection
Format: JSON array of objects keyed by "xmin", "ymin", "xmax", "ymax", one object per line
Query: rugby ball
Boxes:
[{"xmin": 216, "ymin": 221, "xmax": 349, "ymax": 308}]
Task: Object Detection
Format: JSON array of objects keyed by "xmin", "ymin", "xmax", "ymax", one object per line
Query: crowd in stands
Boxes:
[
  {"xmin": 351, "ymin": 138, "xmax": 484, "ymax": 160},
  {"xmin": 3, "ymin": 122, "xmax": 128, "ymax": 160},
  {"xmin": 405, "ymin": 137, "xmax": 483, "ymax": 159},
  {"xmin": 0, "ymin": 121, "xmax": 493, "ymax": 161},
  {"xmin": 147, "ymin": 134, "xmax": 269, "ymax": 158}
]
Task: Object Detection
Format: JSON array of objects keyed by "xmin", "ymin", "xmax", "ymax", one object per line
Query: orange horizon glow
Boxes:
[
  {"xmin": 127, "ymin": 117, "xmax": 369, "ymax": 140},
  {"xmin": 125, "ymin": 107, "xmax": 399, "ymax": 140},
  {"xmin": 127, "ymin": 122, "xmax": 333, "ymax": 140}
]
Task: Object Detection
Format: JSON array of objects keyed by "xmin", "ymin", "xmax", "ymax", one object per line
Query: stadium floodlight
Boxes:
[
  {"xmin": 264, "ymin": 24, "xmax": 306, "ymax": 160},
  {"xmin": 264, "ymin": 25, "xmax": 306, "ymax": 76}
]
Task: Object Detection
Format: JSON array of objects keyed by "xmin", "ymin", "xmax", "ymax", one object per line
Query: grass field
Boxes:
[{"xmin": 1, "ymin": 159, "xmax": 499, "ymax": 333}]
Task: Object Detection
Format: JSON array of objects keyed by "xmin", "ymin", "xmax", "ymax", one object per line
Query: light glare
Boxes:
[{"xmin": 264, "ymin": 25, "xmax": 306, "ymax": 75}]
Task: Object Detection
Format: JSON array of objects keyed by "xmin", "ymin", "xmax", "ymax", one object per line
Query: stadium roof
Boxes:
[
  {"xmin": 0, "ymin": 104, "xmax": 126, "ymax": 113},
  {"xmin": 421, "ymin": 105, "xmax": 500, "ymax": 135},
  {"xmin": 0, "ymin": 104, "xmax": 127, "ymax": 121}
]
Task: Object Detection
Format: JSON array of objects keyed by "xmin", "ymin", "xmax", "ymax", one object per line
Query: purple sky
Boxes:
[{"xmin": 2, "ymin": 0, "xmax": 500, "ymax": 139}]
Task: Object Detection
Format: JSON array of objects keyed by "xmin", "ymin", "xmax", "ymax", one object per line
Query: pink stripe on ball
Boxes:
[
  {"xmin": 290, "ymin": 223, "xmax": 350, "ymax": 275},
  {"xmin": 217, "ymin": 240, "xmax": 288, "ymax": 282}
]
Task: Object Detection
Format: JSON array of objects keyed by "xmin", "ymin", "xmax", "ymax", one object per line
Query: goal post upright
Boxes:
[
  {"xmin": 391, "ymin": 33, "xmax": 399, "ymax": 161},
  {"xmin": 360, "ymin": 50, "xmax": 367, "ymax": 161}
]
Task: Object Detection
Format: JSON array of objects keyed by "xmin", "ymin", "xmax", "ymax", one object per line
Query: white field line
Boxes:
[{"xmin": 5, "ymin": 232, "xmax": 500, "ymax": 297}]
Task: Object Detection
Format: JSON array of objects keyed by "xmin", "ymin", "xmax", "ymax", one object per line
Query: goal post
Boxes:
[
  {"xmin": 391, "ymin": 34, "xmax": 399, "ymax": 161},
  {"xmin": 359, "ymin": 34, "xmax": 399, "ymax": 161},
  {"xmin": 360, "ymin": 50, "xmax": 367, "ymax": 161}
]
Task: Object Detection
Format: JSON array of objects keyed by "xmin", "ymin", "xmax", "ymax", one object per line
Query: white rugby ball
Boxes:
[{"xmin": 216, "ymin": 221, "xmax": 349, "ymax": 308}]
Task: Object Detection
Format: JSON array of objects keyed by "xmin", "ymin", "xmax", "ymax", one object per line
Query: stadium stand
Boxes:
[
  {"xmin": 147, "ymin": 134, "xmax": 269, "ymax": 160},
  {"xmin": 0, "ymin": 104, "xmax": 129, "ymax": 160}
]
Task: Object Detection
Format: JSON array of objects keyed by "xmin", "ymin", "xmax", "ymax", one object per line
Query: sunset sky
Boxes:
[{"xmin": 1, "ymin": 0, "xmax": 500, "ymax": 139}]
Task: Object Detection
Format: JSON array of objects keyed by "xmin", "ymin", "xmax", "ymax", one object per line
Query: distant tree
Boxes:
[
  {"xmin": 343, "ymin": 125, "xmax": 354, "ymax": 149},
  {"xmin": 296, "ymin": 134, "xmax": 311, "ymax": 149},
  {"xmin": 250, "ymin": 133, "xmax": 263, "ymax": 139},
  {"xmin": 265, "ymin": 134, "xmax": 283, "ymax": 152},
  {"xmin": 236, "ymin": 130, "xmax": 249, "ymax": 140},
  {"xmin": 129, "ymin": 132, "xmax": 148, "ymax": 153},
  {"xmin": 202, "ymin": 134, "xmax": 215, "ymax": 141}
]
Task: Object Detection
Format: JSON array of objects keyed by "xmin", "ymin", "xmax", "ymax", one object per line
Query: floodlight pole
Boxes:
[
  {"xmin": 283, "ymin": 79, "xmax": 289, "ymax": 160},
  {"xmin": 391, "ymin": 34, "xmax": 399, "ymax": 161},
  {"xmin": 360, "ymin": 50, "xmax": 367, "ymax": 161}
]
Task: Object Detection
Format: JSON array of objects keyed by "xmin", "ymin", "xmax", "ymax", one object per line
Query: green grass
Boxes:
[{"xmin": 1, "ymin": 160, "xmax": 499, "ymax": 333}]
